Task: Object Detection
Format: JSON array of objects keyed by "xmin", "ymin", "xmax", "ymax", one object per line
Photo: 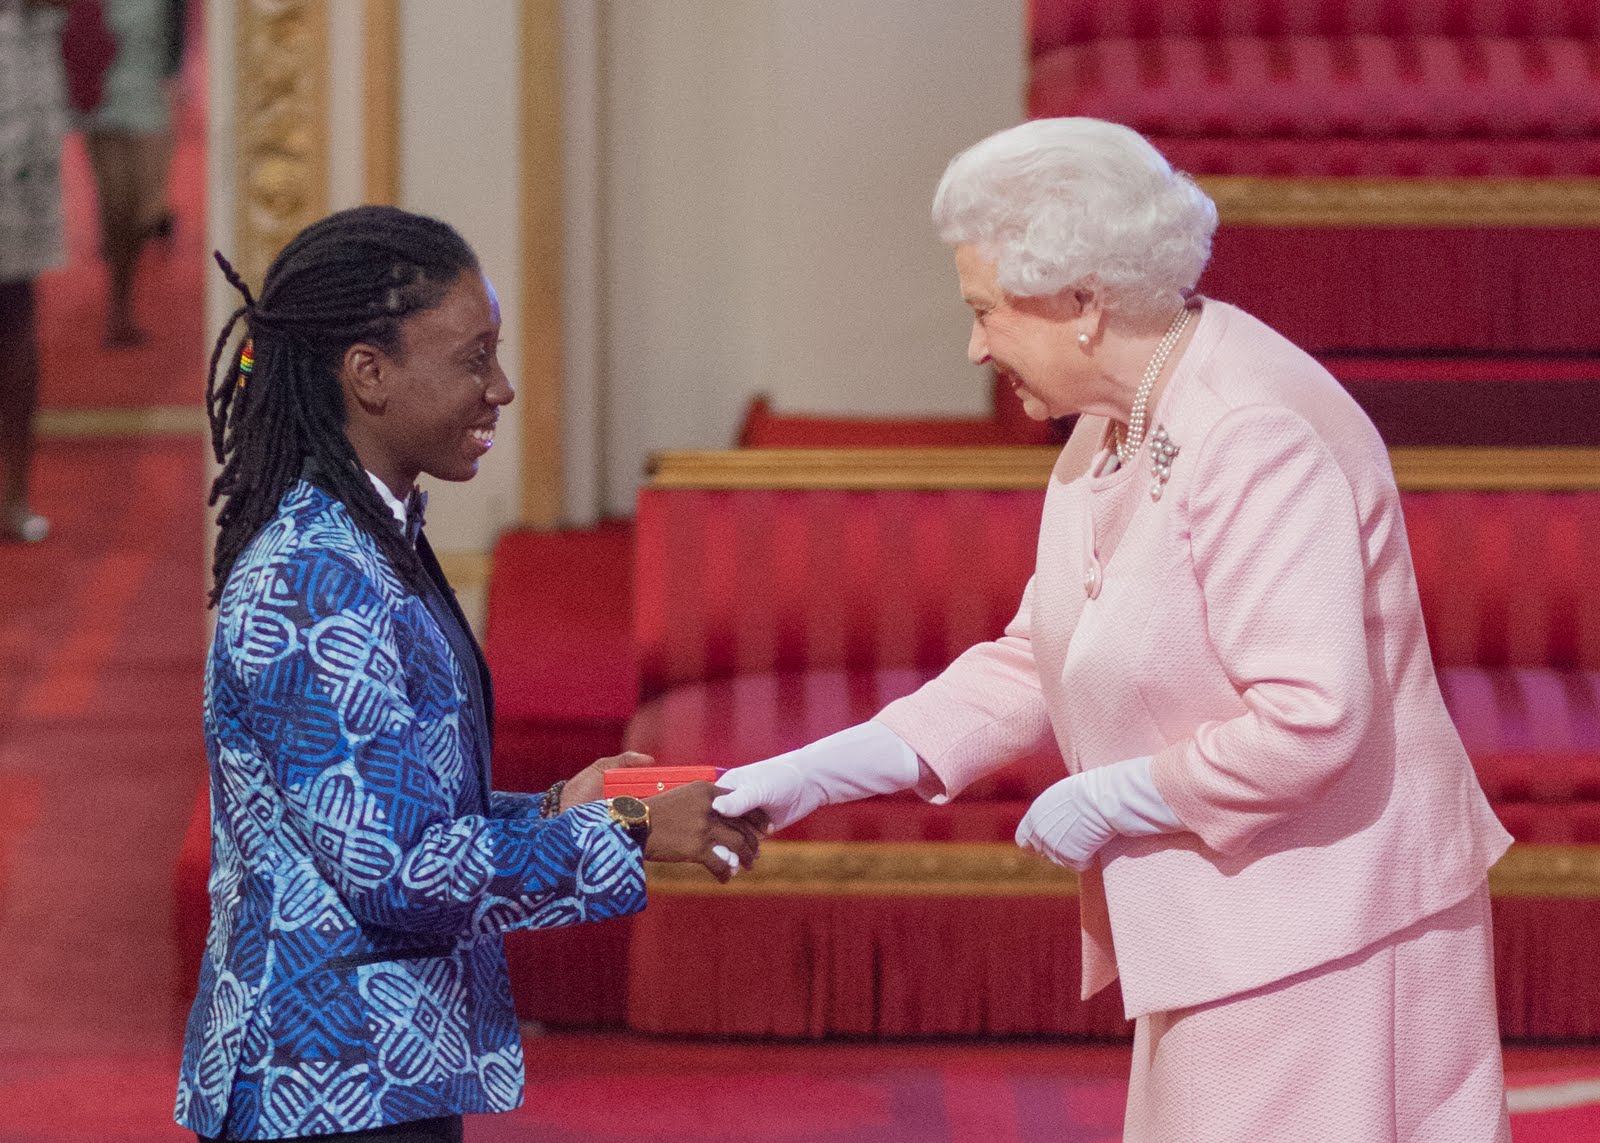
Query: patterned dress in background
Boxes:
[
  {"xmin": 80, "ymin": 0, "xmax": 173, "ymax": 136},
  {"xmin": 0, "ymin": 0, "xmax": 67, "ymax": 284}
]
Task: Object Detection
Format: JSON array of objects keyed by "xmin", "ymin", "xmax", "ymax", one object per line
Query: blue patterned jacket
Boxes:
[{"xmin": 175, "ymin": 481, "xmax": 645, "ymax": 1140}]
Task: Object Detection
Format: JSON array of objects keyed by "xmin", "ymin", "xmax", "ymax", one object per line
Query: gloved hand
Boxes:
[
  {"xmin": 711, "ymin": 720, "xmax": 922, "ymax": 834},
  {"xmin": 1015, "ymin": 755, "xmax": 1184, "ymax": 871}
]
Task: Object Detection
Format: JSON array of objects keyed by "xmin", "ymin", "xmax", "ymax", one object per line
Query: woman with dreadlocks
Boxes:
[{"xmin": 176, "ymin": 205, "xmax": 763, "ymax": 1143}]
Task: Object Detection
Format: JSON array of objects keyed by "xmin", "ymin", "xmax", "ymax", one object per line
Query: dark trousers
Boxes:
[{"xmin": 198, "ymin": 1115, "xmax": 463, "ymax": 1143}]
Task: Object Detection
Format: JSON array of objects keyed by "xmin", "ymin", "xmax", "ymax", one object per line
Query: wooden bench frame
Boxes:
[
  {"xmin": 1196, "ymin": 177, "xmax": 1600, "ymax": 229},
  {"xmin": 649, "ymin": 445, "xmax": 1600, "ymax": 492}
]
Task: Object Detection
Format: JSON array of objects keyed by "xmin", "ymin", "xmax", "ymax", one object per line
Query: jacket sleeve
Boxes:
[
  {"xmin": 876, "ymin": 576, "xmax": 1057, "ymax": 801},
  {"xmin": 226, "ymin": 550, "xmax": 646, "ymax": 937},
  {"xmin": 1151, "ymin": 405, "xmax": 1374, "ymax": 856},
  {"xmin": 489, "ymin": 790, "xmax": 545, "ymax": 818}
]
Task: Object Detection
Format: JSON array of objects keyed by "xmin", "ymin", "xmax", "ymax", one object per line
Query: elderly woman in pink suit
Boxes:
[{"xmin": 715, "ymin": 117, "xmax": 1513, "ymax": 1142}]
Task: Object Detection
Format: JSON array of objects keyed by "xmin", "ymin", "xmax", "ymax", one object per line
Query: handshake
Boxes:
[
  {"xmin": 555, "ymin": 752, "xmax": 768, "ymax": 883},
  {"xmin": 553, "ymin": 722, "xmax": 925, "ymax": 883},
  {"xmin": 555, "ymin": 721, "xmax": 1189, "ymax": 881}
]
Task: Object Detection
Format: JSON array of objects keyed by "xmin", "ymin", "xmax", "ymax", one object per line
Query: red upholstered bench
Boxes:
[
  {"xmin": 172, "ymin": 449, "xmax": 1600, "ymax": 1038},
  {"xmin": 622, "ymin": 446, "xmax": 1600, "ymax": 1040},
  {"xmin": 1027, "ymin": 0, "xmax": 1600, "ymax": 358}
]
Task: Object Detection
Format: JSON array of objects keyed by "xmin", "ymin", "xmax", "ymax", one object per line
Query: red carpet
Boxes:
[
  {"xmin": 0, "ymin": 1037, "xmax": 1597, "ymax": 1141},
  {"xmin": 0, "ymin": 436, "xmax": 207, "ymax": 1066}
]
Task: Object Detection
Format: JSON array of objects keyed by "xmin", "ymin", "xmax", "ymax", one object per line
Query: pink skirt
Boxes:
[{"xmin": 1124, "ymin": 881, "xmax": 1510, "ymax": 1142}]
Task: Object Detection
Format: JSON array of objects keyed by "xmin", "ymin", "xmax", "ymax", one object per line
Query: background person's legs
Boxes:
[
  {"xmin": 85, "ymin": 128, "xmax": 165, "ymax": 347},
  {"xmin": 0, "ymin": 278, "xmax": 48, "ymax": 543}
]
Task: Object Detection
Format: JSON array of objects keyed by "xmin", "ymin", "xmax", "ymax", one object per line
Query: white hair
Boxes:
[{"xmin": 933, "ymin": 118, "xmax": 1218, "ymax": 319}]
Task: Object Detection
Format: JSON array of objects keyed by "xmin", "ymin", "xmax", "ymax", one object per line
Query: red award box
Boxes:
[{"xmin": 603, "ymin": 765, "xmax": 724, "ymax": 799}]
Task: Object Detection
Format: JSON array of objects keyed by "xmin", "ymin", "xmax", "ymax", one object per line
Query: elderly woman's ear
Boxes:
[
  {"xmin": 1071, "ymin": 289, "xmax": 1104, "ymax": 343},
  {"xmin": 1021, "ymin": 288, "xmax": 1102, "ymax": 342}
]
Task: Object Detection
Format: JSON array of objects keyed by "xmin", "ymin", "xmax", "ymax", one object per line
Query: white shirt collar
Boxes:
[{"xmin": 365, "ymin": 470, "xmax": 409, "ymax": 530}]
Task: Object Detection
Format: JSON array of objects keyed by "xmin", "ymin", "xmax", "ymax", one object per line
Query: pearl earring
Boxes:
[{"xmin": 1077, "ymin": 332, "xmax": 1091, "ymax": 349}]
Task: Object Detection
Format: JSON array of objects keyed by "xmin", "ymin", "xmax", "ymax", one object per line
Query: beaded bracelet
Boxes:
[{"xmin": 540, "ymin": 779, "xmax": 567, "ymax": 818}]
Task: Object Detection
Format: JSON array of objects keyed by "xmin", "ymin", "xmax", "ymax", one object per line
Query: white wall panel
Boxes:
[
  {"xmin": 595, "ymin": 0, "xmax": 1025, "ymax": 516},
  {"xmin": 398, "ymin": 0, "xmax": 523, "ymax": 553}
]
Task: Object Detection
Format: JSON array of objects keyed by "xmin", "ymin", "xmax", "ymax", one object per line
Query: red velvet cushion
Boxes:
[
  {"xmin": 1438, "ymin": 667, "xmax": 1600, "ymax": 757},
  {"xmin": 633, "ymin": 487, "xmax": 1043, "ymax": 699},
  {"xmin": 1402, "ymin": 493, "xmax": 1600, "ymax": 670},
  {"xmin": 1030, "ymin": 0, "xmax": 1600, "ymax": 60},
  {"xmin": 634, "ymin": 486, "xmax": 1600, "ymax": 710},
  {"xmin": 1030, "ymin": 37, "xmax": 1600, "ymax": 143}
]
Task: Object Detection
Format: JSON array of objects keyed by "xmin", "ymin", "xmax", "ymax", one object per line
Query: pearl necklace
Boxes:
[{"xmin": 1114, "ymin": 304, "xmax": 1193, "ymax": 467}]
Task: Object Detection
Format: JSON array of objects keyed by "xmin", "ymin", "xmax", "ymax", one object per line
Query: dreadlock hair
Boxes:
[{"xmin": 205, "ymin": 204, "xmax": 479, "ymax": 606}]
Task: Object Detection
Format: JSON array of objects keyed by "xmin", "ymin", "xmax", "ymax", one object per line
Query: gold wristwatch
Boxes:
[{"xmin": 605, "ymin": 795, "xmax": 651, "ymax": 847}]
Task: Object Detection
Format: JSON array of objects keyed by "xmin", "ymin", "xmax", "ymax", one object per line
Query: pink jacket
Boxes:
[{"xmin": 878, "ymin": 300, "xmax": 1511, "ymax": 1019}]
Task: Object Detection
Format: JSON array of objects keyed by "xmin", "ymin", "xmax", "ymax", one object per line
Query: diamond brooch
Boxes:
[{"xmin": 1149, "ymin": 426, "xmax": 1179, "ymax": 501}]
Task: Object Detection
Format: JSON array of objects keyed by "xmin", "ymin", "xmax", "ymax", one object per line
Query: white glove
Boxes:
[
  {"xmin": 1015, "ymin": 755, "xmax": 1184, "ymax": 871},
  {"xmin": 711, "ymin": 720, "xmax": 921, "ymax": 833}
]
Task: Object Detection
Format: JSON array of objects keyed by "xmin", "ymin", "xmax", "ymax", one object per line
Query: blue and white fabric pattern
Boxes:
[{"xmin": 175, "ymin": 480, "xmax": 646, "ymax": 1140}]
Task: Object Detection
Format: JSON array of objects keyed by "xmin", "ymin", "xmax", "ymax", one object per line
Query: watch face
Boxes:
[{"xmin": 610, "ymin": 795, "xmax": 648, "ymax": 823}]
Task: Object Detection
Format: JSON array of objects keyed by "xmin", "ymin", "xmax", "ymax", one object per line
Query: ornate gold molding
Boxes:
[
  {"xmin": 645, "ymin": 841, "xmax": 1600, "ymax": 899},
  {"xmin": 1198, "ymin": 176, "xmax": 1600, "ymax": 229},
  {"xmin": 647, "ymin": 446, "xmax": 1600, "ymax": 492},
  {"xmin": 235, "ymin": 0, "xmax": 330, "ymax": 288}
]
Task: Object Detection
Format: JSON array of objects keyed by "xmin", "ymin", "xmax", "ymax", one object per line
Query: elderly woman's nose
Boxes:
[{"xmin": 967, "ymin": 320, "xmax": 990, "ymax": 365}]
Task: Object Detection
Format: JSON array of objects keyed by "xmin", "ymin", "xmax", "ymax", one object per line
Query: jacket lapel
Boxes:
[{"xmin": 415, "ymin": 530, "xmax": 494, "ymax": 812}]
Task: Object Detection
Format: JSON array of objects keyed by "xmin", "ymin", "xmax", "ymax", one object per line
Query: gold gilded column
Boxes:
[
  {"xmin": 519, "ymin": 0, "xmax": 564, "ymax": 528},
  {"xmin": 234, "ymin": 0, "xmax": 330, "ymax": 287}
]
